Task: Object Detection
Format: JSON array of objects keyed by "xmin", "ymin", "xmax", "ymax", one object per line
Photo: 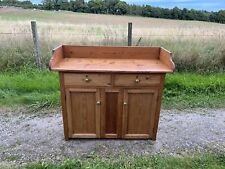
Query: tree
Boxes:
[
  {"xmin": 161, "ymin": 8, "xmax": 172, "ymax": 19},
  {"xmin": 87, "ymin": 0, "xmax": 105, "ymax": 14},
  {"xmin": 128, "ymin": 4, "xmax": 143, "ymax": 16},
  {"xmin": 181, "ymin": 8, "xmax": 188, "ymax": 20},
  {"xmin": 20, "ymin": 1, "xmax": 33, "ymax": 8},
  {"xmin": 58, "ymin": 0, "xmax": 70, "ymax": 10},
  {"xmin": 115, "ymin": 1, "xmax": 128, "ymax": 15},
  {"xmin": 1, "ymin": 0, "xmax": 17, "ymax": 5},
  {"xmin": 217, "ymin": 10, "xmax": 225, "ymax": 23},
  {"xmin": 104, "ymin": 0, "xmax": 119, "ymax": 14},
  {"xmin": 142, "ymin": 5, "xmax": 153, "ymax": 17},
  {"xmin": 151, "ymin": 7, "xmax": 161, "ymax": 18},
  {"xmin": 42, "ymin": 0, "xmax": 54, "ymax": 10},
  {"xmin": 70, "ymin": 0, "xmax": 87, "ymax": 12},
  {"xmin": 172, "ymin": 7, "xmax": 181, "ymax": 19}
]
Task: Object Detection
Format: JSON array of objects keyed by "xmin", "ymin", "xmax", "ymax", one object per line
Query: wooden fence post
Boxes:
[
  {"xmin": 31, "ymin": 21, "xmax": 42, "ymax": 68},
  {"xmin": 128, "ymin": 22, "xmax": 132, "ymax": 46}
]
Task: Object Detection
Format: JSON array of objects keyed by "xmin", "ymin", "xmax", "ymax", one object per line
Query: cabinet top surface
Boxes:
[
  {"xmin": 52, "ymin": 58, "xmax": 172, "ymax": 73},
  {"xmin": 49, "ymin": 45, "xmax": 175, "ymax": 73}
]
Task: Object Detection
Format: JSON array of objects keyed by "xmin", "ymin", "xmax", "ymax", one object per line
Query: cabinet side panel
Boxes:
[
  {"xmin": 59, "ymin": 73, "xmax": 69, "ymax": 140},
  {"xmin": 152, "ymin": 74, "xmax": 165, "ymax": 140}
]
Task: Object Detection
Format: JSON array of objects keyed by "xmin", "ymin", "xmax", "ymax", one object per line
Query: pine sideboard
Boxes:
[{"xmin": 49, "ymin": 45, "xmax": 175, "ymax": 140}]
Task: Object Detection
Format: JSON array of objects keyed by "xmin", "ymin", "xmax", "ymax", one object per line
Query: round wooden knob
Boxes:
[
  {"xmin": 135, "ymin": 79, "xmax": 140, "ymax": 83},
  {"xmin": 84, "ymin": 78, "xmax": 91, "ymax": 82}
]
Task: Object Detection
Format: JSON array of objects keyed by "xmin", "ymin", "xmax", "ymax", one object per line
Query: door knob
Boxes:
[
  {"xmin": 123, "ymin": 102, "xmax": 127, "ymax": 105},
  {"xmin": 96, "ymin": 101, "xmax": 101, "ymax": 105}
]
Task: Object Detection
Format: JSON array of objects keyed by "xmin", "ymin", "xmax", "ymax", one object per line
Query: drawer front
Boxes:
[
  {"xmin": 64, "ymin": 73, "xmax": 111, "ymax": 86},
  {"xmin": 114, "ymin": 74, "xmax": 161, "ymax": 86}
]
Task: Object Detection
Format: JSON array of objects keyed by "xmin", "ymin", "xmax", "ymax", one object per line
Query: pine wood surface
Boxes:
[{"xmin": 50, "ymin": 45, "xmax": 175, "ymax": 140}]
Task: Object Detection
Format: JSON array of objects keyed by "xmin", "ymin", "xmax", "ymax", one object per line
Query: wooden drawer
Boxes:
[
  {"xmin": 114, "ymin": 74, "xmax": 161, "ymax": 86},
  {"xmin": 64, "ymin": 73, "xmax": 111, "ymax": 86}
]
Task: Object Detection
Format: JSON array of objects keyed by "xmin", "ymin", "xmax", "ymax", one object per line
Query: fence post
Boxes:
[
  {"xmin": 128, "ymin": 22, "xmax": 132, "ymax": 46},
  {"xmin": 31, "ymin": 21, "xmax": 42, "ymax": 68}
]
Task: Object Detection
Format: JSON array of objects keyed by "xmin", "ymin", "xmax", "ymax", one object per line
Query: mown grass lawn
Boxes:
[{"xmin": 0, "ymin": 67, "xmax": 225, "ymax": 109}]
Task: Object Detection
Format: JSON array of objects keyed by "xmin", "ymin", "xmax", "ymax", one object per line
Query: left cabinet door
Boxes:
[{"xmin": 65, "ymin": 88, "xmax": 101, "ymax": 138}]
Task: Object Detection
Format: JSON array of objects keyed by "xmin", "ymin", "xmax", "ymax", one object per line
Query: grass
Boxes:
[
  {"xmin": 0, "ymin": 68, "xmax": 225, "ymax": 109},
  {"xmin": 1, "ymin": 154, "xmax": 224, "ymax": 169},
  {"xmin": 163, "ymin": 73, "xmax": 225, "ymax": 109},
  {"xmin": 0, "ymin": 8, "xmax": 225, "ymax": 72},
  {"xmin": 0, "ymin": 67, "xmax": 59, "ymax": 108}
]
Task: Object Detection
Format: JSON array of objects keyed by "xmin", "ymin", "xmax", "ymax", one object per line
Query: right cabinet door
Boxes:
[{"xmin": 122, "ymin": 89, "xmax": 158, "ymax": 139}]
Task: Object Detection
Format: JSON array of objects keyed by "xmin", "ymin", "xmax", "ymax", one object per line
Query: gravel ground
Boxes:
[{"xmin": 0, "ymin": 108, "xmax": 225, "ymax": 166}]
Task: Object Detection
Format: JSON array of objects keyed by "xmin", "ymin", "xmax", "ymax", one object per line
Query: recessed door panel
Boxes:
[
  {"xmin": 101, "ymin": 89, "xmax": 122, "ymax": 138},
  {"xmin": 122, "ymin": 89, "xmax": 158, "ymax": 139},
  {"xmin": 66, "ymin": 88, "xmax": 100, "ymax": 138}
]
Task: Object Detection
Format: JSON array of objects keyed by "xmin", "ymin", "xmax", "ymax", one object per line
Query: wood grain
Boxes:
[
  {"xmin": 114, "ymin": 74, "xmax": 161, "ymax": 86},
  {"xmin": 51, "ymin": 58, "xmax": 173, "ymax": 73},
  {"xmin": 65, "ymin": 88, "xmax": 100, "ymax": 138},
  {"xmin": 50, "ymin": 45, "xmax": 174, "ymax": 140},
  {"xmin": 122, "ymin": 89, "xmax": 158, "ymax": 139},
  {"xmin": 152, "ymin": 74, "xmax": 166, "ymax": 140},
  {"xmin": 160, "ymin": 47, "xmax": 175, "ymax": 71},
  {"xmin": 64, "ymin": 73, "xmax": 112, "ymax": 86},
  {"xmin": 49, "ymin": 45, "xmax": 63, "ymax": 70},
  {"xmin": 59, "ymin": 73, "xmax": 69, "ymax": 140},
  {"xmin": 63, "ymin": 45, "xmax": 160, "ymax": 59},
  {"xmin": 101, "ymin": 89, "xmax": 122, "ymax": 138}
]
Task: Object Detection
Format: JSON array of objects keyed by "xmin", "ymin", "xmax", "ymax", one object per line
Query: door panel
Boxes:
[
  {"xmin": 122, "ymin": 89, "xmax": 158, "ymax": 139},
  {"xmin": 66, "ymin": 88, "xmax": 100, "ymax": 138},
  {"xmin": 101, "ymin": 89, "xmax": 122, "ymax": 138}
]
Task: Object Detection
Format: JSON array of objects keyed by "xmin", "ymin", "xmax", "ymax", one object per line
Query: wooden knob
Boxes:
[
  {"xmin": 123, "ymin": 102, "xmax": 127, "ymax": 105},
  {"xmin": 135, "ymin": 79, "xmax": 140, "ymax": 83},
  {"xmin": 96, "ymin": 101, "xmax": 101, "ymax": 105},
  {"xmin": 84, "ymin": 77, "xmax": 91, "ymax": 82}
]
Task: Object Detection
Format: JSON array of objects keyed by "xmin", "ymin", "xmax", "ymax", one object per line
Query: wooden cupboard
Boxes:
[{"xmin": 50, "ymin": 45, "xmax": 175, "ymax": 140}]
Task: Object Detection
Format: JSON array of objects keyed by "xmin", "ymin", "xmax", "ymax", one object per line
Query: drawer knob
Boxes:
[
  {"xmin": 96, "ymin": 101, "xmax": 101, "ymax": 105},
  {"xmin": 135, "ymin": 79, "xmax": 140, "ymax": 83},
  {"xmin": 123, "ymin": 102, "xmax": 127, "ymax": 105},
  {"xmin": 84, "ymin": 78, "xmax": 91, "ymax": 82}
]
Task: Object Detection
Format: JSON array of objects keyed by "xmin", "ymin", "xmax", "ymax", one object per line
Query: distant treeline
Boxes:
[{"xmin": 1, "ymin": 0, "xmax": 225, "ymax": 24}]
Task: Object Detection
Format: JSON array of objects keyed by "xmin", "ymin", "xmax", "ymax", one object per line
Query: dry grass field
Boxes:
[{"xmin": 0, "ymin": 7, "xmax": 225, "ymax": 71}]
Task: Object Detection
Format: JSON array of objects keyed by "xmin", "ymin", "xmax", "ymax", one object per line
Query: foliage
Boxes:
[
  {"xmin": 70, "ymin": 0, "xmax": 87, "ymax": 12},
  {"xmin": 1, "ymin": 0, "xmax": 225, "ymax": 24},
  {"xmin": 0, "ymin": 0, "xmax": 38, "ymax": 8}
]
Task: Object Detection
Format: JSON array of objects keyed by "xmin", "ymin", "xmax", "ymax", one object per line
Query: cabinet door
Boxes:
[
  {"xmin": 122, "ymin": 89, "xmax": 158, "ymax": 139},
  {"xmin": 65, "ymin": 88, "xmax": 101, "ymax": 138},
  {"xmin": 101, "ymin": 89, "xmax": 122, "ymax": 138}
]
